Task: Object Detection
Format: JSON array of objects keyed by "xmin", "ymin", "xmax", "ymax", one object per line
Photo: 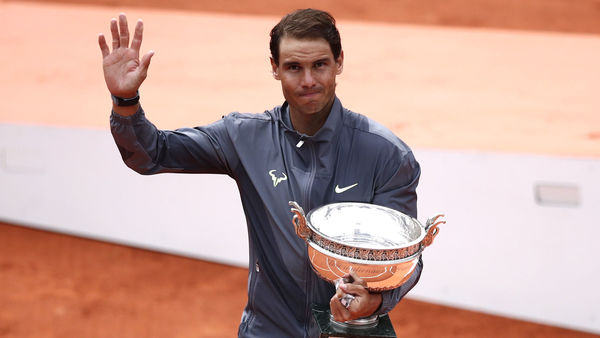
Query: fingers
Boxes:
[
  {"xmin": 130, "ymin": 19, "xmax": 144, "ymax": 56},
  {"xmin": 334, "ymin": 281, "xmax": 347, "ymax": 298},
  {"xmin": 339, "ymin": 282, "xmax": 368, "ymax": 296},
  {"xmin": 110, "ymin": 18, "xmax": 119, "ymax": 50},
  {"xmin": 330, "ymin": 294, "xmax": 351, "ymax": 322},
  {"xmin": 330, "ymin": 280, "xmax": 356, "ymax": 322},
  {"xmin": 345, "ymin": 270, "xmax": 366, "ymax": 287},
  {"xmin": 107, "ymin": 14, "xmax": 144, "ymax": 54},
  {"xmin": 98, "ymin": 34, "xmax": 110, "ymax": 58},
  {"xmin": 331, "ymin": 273, "xmax": 380, "ymax": 321},
  {"xmin": 118, "ymin": 13, "xmax": 130, "ymax": 49}
]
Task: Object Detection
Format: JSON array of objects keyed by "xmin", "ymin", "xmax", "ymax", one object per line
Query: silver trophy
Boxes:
[{"xmin": 289, "ymin": 201, "xmax": 445, "ymax": 335}]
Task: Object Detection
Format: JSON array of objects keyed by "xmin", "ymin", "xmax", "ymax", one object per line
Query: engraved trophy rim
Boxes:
[
  {"xmin": 304, "ymin": 202, "xmax": 426, "ymax": 261},
  {"xmin": 307, "ymin": 239, "xmax": 424, "ymax": 265}
]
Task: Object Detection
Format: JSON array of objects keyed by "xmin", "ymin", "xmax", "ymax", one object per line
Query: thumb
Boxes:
[
  {"xmin": 139, "ymin": 50, "xmax": 155, "ymax": 77},
  {"xmin": 348, "ymin": 270, "xmax": 365, "ymax": 286}
]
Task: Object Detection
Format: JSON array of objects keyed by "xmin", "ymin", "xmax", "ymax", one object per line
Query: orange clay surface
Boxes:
[
  {"xmin": 1, "ymin": 1, "xmax": 599, "ymax": 158},
  {"xmin": 2, "ymin": 222, "xmax": 599, "ymax": 337}
]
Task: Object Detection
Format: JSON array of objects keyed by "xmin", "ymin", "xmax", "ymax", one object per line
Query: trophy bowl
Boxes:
[{"xmin": 289, "ymin": 201, "xmax": 445, "ymax": 292}]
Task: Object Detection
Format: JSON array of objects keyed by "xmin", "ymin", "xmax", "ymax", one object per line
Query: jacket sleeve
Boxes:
[
  {"xmin": 110, "ymin": 107, "xmax": 235, "ymax": 176},
  {"xmin": 371, "ymin": 148, "xmax": 422, "ymax": 315}
]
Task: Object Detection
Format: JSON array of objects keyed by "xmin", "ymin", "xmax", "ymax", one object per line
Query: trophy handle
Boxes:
[
  {"xmin": 422, "ymin": 214, "xmax": 446, "ymax": 247},
  {"xmin": 289, "ymin": 201, "xmax": 311, "ymax": 242}
]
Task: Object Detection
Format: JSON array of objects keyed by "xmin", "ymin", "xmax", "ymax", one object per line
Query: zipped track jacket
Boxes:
[{"xmin": 110, "ymin": 97, "xmax": 422, "ymax": 337}]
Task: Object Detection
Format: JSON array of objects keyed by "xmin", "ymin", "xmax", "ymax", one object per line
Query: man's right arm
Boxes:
[
  {"xmin": 100, "ymin": 14, "xmax": 233, "ymax": 176},
  {"xmin": 110, "ymin": 105, "xmax": 233, "ymax": 176}
]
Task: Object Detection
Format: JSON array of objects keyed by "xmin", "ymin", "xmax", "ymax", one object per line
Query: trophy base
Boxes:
[
  {"xmin": 312, "ymin": 304, "xmax": 397, "ymax": 338},
  {"xmin": 329, "ymin": 313, "xmax": 379, "ymax": 329}
]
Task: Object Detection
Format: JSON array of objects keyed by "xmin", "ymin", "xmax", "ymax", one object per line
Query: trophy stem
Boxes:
[{"xmin": 329, "ymin": 314, "xmax": 379, "ymax": 329}]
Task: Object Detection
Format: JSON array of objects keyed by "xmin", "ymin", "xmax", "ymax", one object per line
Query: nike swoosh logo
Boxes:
[{"xmin": 335, "ymin": 183, "xmax": 358, "ymax": 194}]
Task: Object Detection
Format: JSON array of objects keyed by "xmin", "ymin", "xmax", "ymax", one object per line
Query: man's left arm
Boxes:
[
  {"xmin": 370, "ymin": 149, "xmax": 422, "ymax": 315},
  {"xmin": 330, "ymin": 149, "xmax": 422, "ymax": 320}
]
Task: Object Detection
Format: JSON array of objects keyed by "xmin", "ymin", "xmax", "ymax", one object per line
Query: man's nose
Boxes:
[{"xmin": 301, "ymin": 69, "xmax": 316, "ymax": 88}]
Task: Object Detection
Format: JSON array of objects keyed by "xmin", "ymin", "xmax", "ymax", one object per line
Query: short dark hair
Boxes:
[{"xmin": 269, "ymin": 8, "xmax": 342, "ymax": 65}]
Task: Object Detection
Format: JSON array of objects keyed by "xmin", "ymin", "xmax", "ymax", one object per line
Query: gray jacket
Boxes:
[{"xmin": 110, "ymin": 97, "xmax": 422, "ymax": 337}]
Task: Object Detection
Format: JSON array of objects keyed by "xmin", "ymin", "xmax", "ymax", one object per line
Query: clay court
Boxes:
[{"xmin": 1, "ymin": 0, "xmax": 599, "ymax": 337}]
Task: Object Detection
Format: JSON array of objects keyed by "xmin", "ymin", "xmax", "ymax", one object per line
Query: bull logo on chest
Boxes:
[{"xmin": 269, "ymin": 169, "xmax": 288, "ymax": 187}]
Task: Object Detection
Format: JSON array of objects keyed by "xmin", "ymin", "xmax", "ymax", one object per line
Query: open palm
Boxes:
[{"xmin": 98, "ymin": 14, "xmax": 154, "ymax": 98}]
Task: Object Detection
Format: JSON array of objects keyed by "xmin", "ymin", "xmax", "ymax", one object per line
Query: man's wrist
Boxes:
[
  {"xmin": 112, "ymin": 102, "xmax": 140, "ymax": 117},
  {"xmin": 111, "ymin": 91, "xmax": 140, "ymax": 106},
  {"xmin": 371, "ymin": 292, "xmax": 383, "ymax": 314}
]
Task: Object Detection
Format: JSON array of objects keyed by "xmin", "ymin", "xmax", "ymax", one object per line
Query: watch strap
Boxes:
[{"xmin": 111, "ymin": 91, "xmax": 140, "ymax": 106}]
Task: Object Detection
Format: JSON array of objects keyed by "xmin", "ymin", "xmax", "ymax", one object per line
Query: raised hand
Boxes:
[{"xmin": 98, "ymin": 13, "xmax": 154, "ymax": 98}]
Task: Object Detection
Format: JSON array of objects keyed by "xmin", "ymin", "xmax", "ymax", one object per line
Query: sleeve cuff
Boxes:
[
  {"xmin": 373, "ymin": 289, "xmax": 396, "ymax": 316},
  {"xmin": 110, "ymin": 105, "xmax": 144, "ymax": 122}
]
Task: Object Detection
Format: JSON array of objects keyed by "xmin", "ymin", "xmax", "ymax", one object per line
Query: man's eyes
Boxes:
[{"xmin": 286, "ymin": 62, "xmax": 328, "ymax": 71}]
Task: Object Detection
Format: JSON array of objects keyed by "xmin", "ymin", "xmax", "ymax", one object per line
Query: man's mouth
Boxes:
[{"xmin": 299, "ymin": 90, "xmax": 320, "ymax": 98}]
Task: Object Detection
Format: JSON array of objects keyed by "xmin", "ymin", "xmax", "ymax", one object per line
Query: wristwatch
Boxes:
[{"xmin": 111, "ymin": 91, "xmax": 140, "ymax": 106}]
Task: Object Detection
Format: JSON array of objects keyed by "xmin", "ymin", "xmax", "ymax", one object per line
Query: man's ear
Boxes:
[
  {"xmin": 336, "ymin": 50, "xmax": 344, "ymax": 75},
  {"xmin": 270, "ymin": 57, "xmax": 280, "ymax": 80}
]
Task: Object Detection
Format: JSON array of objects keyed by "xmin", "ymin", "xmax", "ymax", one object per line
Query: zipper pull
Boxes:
[{"xmin": 296, "ymin": 139, "xmax": 305, "ymax": 148}]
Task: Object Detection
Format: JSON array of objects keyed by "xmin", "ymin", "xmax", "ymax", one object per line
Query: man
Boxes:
[{"xmin": 99, "ymin": 9, "xmax": 422, "ymax": 337}]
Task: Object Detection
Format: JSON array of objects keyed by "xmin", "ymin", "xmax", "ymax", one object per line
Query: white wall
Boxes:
[
  {"xmin": 0, "ymin": 124, "xmax": 247, "ymax": 266},
  {"xmin": 413, "ymin": 148, "xmax": 600, "ymax": 334},
  {"xmin": 1, "ymin": 123, "xmax": 598, "ymax": 333}
]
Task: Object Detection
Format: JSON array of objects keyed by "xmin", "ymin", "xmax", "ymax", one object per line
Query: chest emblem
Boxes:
[
  {"xmin": 269, "ymin": 169, "xmax": 288, "ymax": 187},
  {"xmin": 335, "ymin": 183, "xmax": 358, "ymax": 194}
]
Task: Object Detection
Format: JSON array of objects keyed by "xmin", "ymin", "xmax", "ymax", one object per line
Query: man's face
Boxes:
[{"xmin": 271, "ymin": 37, "xmax": 343, "ymax": 122}]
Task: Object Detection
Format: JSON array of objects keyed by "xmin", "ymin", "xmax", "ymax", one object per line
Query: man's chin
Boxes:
[{"xmin": 299, "ymin": 104, "xmax": 325, "ymax": 116}]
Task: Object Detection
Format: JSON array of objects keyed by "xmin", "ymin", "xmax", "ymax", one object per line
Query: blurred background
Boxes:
[{"xmin": 1, "ymin": 0, "xmax": 599, "ymax": 337}]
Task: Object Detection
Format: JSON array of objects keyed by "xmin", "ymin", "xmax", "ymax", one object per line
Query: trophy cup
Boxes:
[{"xmin": 289, "ymin": 201, "xmax": 445, "ymax": 338}]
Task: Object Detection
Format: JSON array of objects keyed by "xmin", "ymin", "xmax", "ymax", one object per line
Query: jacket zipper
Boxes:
[
  {"xmin": 246, "ymin": 260, "xmax": 259, "ymax": 328},
  {"xmin": 303, "ymin": 140, "xmax": 317, "ymax": 336}
]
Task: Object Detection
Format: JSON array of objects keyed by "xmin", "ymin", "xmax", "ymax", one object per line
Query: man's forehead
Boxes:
[{"xmin": 278, "ymin": 36, "xmax": 334, "ymax": 61}]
